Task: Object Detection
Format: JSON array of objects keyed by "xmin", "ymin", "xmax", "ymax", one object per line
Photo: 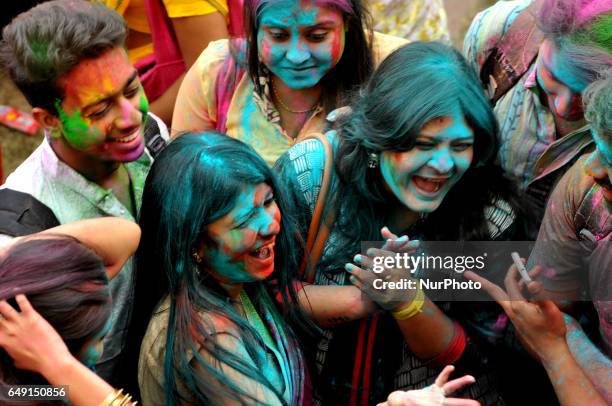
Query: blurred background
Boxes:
[{"xmin": 0, "ymin": 0, "xmax": 496, "ymax": 178}]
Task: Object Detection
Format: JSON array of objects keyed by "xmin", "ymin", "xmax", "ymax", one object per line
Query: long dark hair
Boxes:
[
  {"xmin": 0, "ymin": 236, "xmax": 111, "ymax": 396},
  {"xmin": 129, "ymin": 132, "xmax": 311, "ymax": 405},
  {"xmin": 328, "ymin": 42, "xmax": 524, "ymax": 263},
  {"xmin": 239, "ymin": 0, "xmax": 374, "ymax": 111}
]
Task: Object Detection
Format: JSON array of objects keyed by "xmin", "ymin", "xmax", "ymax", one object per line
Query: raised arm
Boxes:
[
  {"xmin": 1, "ymin": 218, "xmax": 141, "ymax": 280},
  {"xmin": 465, "ymin": 266, "xmax": 608, "ymax": 406}
]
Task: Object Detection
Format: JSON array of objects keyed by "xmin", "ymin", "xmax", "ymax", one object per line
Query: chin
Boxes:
[{"xmin": 279, "ymin": 76, "xmax": 323, "ymax": 90}]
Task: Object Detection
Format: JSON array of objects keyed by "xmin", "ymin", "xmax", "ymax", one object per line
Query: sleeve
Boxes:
[
  {"xmin": 171, "ymin": 39, "xmax": 231, "ymax": 134},
  {"xmin": 527, "ymin": 159, "xmax": 591, "ymax": 293},
  {"xmin": 163, "ymin": 0, "xmax": 228, "ymax": 18},
  {"xmin": 462, "ymin": 0, "xmax": 530, "ymax": 75}
]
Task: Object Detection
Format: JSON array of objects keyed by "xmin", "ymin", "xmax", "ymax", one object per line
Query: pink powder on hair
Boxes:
[{"xmin": 576, "ymin": 0, "xmax": 612, "ymax": 27}]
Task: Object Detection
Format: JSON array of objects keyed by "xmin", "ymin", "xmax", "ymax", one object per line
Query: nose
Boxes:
[
  {"xmin": 286, "ymin": 38, "xmax": 310, "ymax": 65},
  {"xmin": 428, "ymin": 148, "xmax": 454, "ymax": 173},
  {"xmin": 258, "ymin": 207, "xmax": 280, "ymax": 238},
  {"xmin": 553, "ymin": 90, "xmax": 582, "ymax": 118},
  {"xmin": 585, "ymin": 151, "xmax": 607, "ymax": 180},
  {"xmin": 113, "ymin": 97, "xmax": 141, "ymax": 130}
]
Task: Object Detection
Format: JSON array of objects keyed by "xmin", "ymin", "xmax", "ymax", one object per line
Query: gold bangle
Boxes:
[
  {"xmin": 392, "ymin": 286, "xmax": 425, "ymax": 320},
  {"xmin": 100, "ymin": 389, "xmax": 137, "ymax": 406}
]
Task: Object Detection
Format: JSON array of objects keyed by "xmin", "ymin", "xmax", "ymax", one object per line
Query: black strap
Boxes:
[
  {"xmin": 143, "ymin": 114, "xmax": 167, "ymax": 159},
  {"xmin": 0, "ymin": 189, "xmax": 60, "ymax": 236}
]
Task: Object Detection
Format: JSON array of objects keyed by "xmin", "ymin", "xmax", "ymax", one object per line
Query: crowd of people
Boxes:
[{"xmin": 0, "ymin": 0, "xmax": 609, "ymax": 405}]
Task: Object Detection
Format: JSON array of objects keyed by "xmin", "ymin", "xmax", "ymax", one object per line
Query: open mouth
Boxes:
[
  {"xmin": 249, "ymin": 240, "xmax": 275, "ymax": 260},
  {"xmin": 411, "ymin": 176, "xmax": 448, "ymax": 195},
  {"xmin": 114, "ymin": 127, "xmax": 141, "ymax": 143}
]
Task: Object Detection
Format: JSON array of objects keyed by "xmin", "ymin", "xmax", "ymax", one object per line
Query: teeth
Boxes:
[
  {"xmin": 253, "ymin": 246, "xmax": 270, "ymax": 259},
  {"xmin": 116, "ymin": 132, "xmax": 138, "ymax": 143}
]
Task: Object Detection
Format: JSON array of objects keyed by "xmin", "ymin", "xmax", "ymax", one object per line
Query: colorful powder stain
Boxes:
[{"xmin": 55, "ymin": 100, "xmax": 102, "ymax": 150}]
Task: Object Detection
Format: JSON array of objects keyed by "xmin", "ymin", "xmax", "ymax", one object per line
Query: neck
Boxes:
[
  {"xmin": 271, "ymin": 75, "xmax": 322, "ymax": 112},
  {"xmin": 387, "ymin": 206, "xmax": 421, "ymax": 236},
  {"xmin": 553, "ymin": 115, "xmax": 587, "ymax": 139},
  {"xmin": 50, "ymin": 136, "xmax": 120, "ymax": 183},
  {"xmin": 222, "ymin": 282, "xmax": 243, "ymax": 301}
]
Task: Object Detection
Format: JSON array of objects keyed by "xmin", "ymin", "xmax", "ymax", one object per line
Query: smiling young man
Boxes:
[
  {"xmin": 0, "ymin": 0, "xmax": 167, "ymax": 385},
  {"xmin": 525, "ymin": 71, "xmax": 611, "ymax": 401},
  {"xmin": 464, "ymin": 0, "xmax": 611, "ymax": 230}
]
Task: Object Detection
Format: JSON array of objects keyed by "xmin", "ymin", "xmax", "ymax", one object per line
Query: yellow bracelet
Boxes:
[
  {"xmin": 100, "ymin": 389, "xmax": 137, "ymax": 406},
  {"xmin": 392, "ymin": 286, "xmax": 425, "ymax": 320}
]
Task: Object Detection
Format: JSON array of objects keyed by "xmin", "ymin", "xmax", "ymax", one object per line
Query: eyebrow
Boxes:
[
  {"xmin": 81, "ymin": 70, "xmax": 139, "ymax": 110},
  {"xmin": 417, "ymin": 133, "xmax": 474, "ymax": 142},
  {"xmin": 232, "ymin": 190, "xmax": 273, "ymax": 225},
  {"xmin": 234, "ymin": 207, "xmax": 257, "ymax": 226}
]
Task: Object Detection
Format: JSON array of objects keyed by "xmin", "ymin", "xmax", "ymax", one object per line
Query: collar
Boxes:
[
  {"xmin": 40, "ymin": 137, "xmax": 151, "ymax": 216},
  {"xmin": 524, "ymin": 63, "xmax": 538, "ymax": 89}
]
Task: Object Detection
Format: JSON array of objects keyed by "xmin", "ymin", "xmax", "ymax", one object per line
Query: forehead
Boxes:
[
  {"xmin": 419, "ymin": 113, "xmax": 473, "ymax": 140},
  {"xmin": 57, "ymin": 47, "xmax": 136, "ymax": 108},
  {"xmin": 211, "ymin": 183, "xmax": 272, "ymax": 228},
  {"xmin": 258, "ymin": 0, "xmax": 340, "ymax": 25},
  {"xmin": 541, "ymin": 41, "xmax": 590, "ymax": 93}
]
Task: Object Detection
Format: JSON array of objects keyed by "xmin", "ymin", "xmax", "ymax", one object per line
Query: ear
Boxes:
[
  {"xmin": 32, "ymin": 107, "xmax": 61, "ymax": 135},
  {"xmin": 195, "ymin": 239, "xmax": 207, "ymax": 259}
]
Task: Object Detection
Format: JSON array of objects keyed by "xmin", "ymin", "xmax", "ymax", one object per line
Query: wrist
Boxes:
[
  {"xmin": 539, "ymin": 338, "xmax": 570, "ymax": 366},
  {"xmin": 40, "ymin": 352, "xmax": 80, "ymax": 386},
  {"xmin": 392, "ymin": 287, "xmax": 425, "ymax": 320}
]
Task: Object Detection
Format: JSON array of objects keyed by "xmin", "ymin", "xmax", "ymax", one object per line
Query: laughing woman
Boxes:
[
  {"xmin": 171, "ymin": 0, "xmax": 406, "ymax": 166},
  {"xmin": 131, "ymin": 132, "xmax": 313, "ymax": 405},
  {"xmin": 276, "ymin": 41, "xmax": 526, "ymax": 404}
]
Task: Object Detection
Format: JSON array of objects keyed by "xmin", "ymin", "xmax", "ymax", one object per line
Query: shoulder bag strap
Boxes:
[{"xmin": 299, "ymin": 132, "xmax": 335, "ymax": 284}]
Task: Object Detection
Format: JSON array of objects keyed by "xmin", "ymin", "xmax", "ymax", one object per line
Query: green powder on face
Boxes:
[
  {"xmin": 139, "ymin": 93, "xmax": 149, "ymax": 117},
  {"xmin": 55, "ymin": 99, "xmax": 98, "ymax": 149}
]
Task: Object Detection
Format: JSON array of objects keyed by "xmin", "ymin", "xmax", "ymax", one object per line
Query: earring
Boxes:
[
  {"xmin": 192, "ymin": 251, "xmax": 203, "ymax": 264},
  {"xmin": 368, "ymin": 153, "xmax": 379, "ymax": 168}
]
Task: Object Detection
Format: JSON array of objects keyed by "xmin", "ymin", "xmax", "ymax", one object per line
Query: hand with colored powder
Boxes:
[
  {"xmin": 377, "ymin": 365, "xmax": 480, "ymax": 406},
  {"xmin": 465, "ymin": 264, "xmax": 608, "ymax": 406},
  {"xmin": 345, "ymin": 227, "xmax": 421, "ymax": 311}
]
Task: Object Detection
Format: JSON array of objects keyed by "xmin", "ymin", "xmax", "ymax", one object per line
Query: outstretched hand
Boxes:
[
  {"xmin": 377, "ymin": 365, "xmax": 480, "ymax": 406},
  {"xmin": 464, "ymin": 260, "xmax": 566, "ymax": 361},
  {"xmin": 0, "ymin": 294, "xmax": 73, "ymax": 375}
]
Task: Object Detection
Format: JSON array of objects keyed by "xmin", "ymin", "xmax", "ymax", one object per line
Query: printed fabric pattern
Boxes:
[{"xmin": 275, "ymin": 134, "xmax": 511, "ymax": 405}]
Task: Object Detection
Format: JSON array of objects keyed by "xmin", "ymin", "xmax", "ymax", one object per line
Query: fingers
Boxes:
[
  {"xmin": 0, "ymin": 300, "xmax": 20, "ymax": 322},
  {"xmin": 353, "ymin": 254, "xmax": 374, "ymax": 271},
  {"xmin": 535, "ymin": 300, "xmax": 562, "ymax": 317},
  {"xmin": 442, "ymin": 375, "xmax": 476, "ymax": 395},
  {"xmin": 504, "ymin": 264, "xmax": 527, "ymax": 302},
  {"xmin": 14, "ymin": 295, "xmax": 34, "ymax": 316},
  {"xmin": 464, "ymin": 271, "xmax": 510, "ymax": 303},
  {"xmin": 345, "ymin": 263, "xmax": 366, "ymax": 289},
  {"xmin": 443, "ymin": 399, "xmax": 481, "ymax": 406},
  {"xmin": 434, "ymin": 365, "xmax": 455, "ymax": 387},
  {"xmin": 381, "ymin": 226, "xmax": 398, "ymax": 241},
  {"xmin": 524, "ymin": 266, "xmax": 544, "ymax": 298}
]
